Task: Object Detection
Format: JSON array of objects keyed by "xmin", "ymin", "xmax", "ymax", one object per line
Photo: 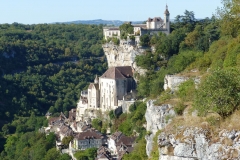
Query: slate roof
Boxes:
[{"xmin": 100, "ymin": 66, "xmax": 133, "ymax": 79}]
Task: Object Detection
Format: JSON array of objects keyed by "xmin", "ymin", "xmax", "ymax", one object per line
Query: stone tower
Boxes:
[
  {"xmin": 164, "ymin": 5, "xmax": 170, "ymax": 34},
  {"xmin": 94, "ymin": 75, "xmax": 99, "ymax": 84}
]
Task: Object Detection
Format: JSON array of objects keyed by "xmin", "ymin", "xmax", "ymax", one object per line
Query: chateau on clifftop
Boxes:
[{"xmin": 103, "ymin": 5, "xmax": 170, "ymax": 40}]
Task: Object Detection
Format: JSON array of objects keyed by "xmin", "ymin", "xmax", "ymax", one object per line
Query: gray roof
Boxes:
[{"xmin": 100, "ymin": 66, "xmax": 133, "ymax": 79}]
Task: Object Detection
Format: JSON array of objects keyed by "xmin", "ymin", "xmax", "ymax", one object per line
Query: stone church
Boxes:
[
  {"xmin": 76, "ymin": 66, "xmax": 135, "ymax": 120},
  {"xmin": 103, "ymin": 5, "xmax": 170, "ymax": 40}
]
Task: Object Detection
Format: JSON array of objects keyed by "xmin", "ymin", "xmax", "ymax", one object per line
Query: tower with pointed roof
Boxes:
[{"xmin": 164, "ymin": 4, "xmax": 170, "ymax": 34}]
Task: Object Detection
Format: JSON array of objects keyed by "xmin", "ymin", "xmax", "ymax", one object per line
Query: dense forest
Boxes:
[{"xmin": 0, "ymin": 23, "xmax": 107, "ymax": 158}]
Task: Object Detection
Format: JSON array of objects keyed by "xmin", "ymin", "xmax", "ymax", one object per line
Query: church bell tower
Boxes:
[{"xmin": 164, "ymin": 5, "xmax": 170, "ymax": 34}]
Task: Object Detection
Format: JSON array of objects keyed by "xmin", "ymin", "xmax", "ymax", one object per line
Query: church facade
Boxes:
[
  {"xmin": 103, "ymin": 5, "xmax": 170, "ymax": 40},
  {"xmin": 76, "ymin": 66, "xmax": 135, "ymax": 119}
]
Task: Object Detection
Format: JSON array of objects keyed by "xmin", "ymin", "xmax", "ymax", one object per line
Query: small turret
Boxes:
[{"xmin": 94, "ymin": 75, "xmax": 99, "ymax": 84}]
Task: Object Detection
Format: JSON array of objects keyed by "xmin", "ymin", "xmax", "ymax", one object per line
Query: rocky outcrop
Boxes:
[
  {"xmin": 164, "ymin": 75, "xmax": 188, "ymax": 91},
  {"xmin": 102, "ymin": 41, "xmax": 146, "ymax": 75},
  {"xmin": 145, "ymin": 100, "xmax": 175, "ymax": 156},
  {"xmin": 164, "ymin": 75, "xmax": 200, "ymax": 91},
  {"xmin": 158, "ymin": 128, "xmax": 240, "ymax": 160}
]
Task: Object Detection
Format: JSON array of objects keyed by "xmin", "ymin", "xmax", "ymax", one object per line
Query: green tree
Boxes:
[
  {"xmin": 217, "ymin": 0, "xmax": 240, "ymax": 37},
  {"xmin": 194, "ymin": 68, "xmax": 240, "ymax": 117},
  {"xmin": 44, "ymin": 148, "xmax": 61, "ymax": 160},
  {"xmin": 62, "ymin": 136, "xmax": 73, "ymax": 148},
  {"xmin": 140, "ymin": 34, "xmax": 150, "ymax": 47}
]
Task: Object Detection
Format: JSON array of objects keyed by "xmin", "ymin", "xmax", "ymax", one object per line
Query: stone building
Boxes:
[
  {"xmin": 99, "ymin": 66, "xmax": 135, "ymax": 111},
  {"xmin": 103, "ymin": 27, "xmax": 121, "ymax": 40},
  {"xmin": 108, "ymin": 131, "xmax": 135, "ymax": 157},
  {"xmin": 76, "ymin": 66, "xmax": 136, "ymax": 118},
  {"xmin": 88, "ymin": 75, "xmax": 100, "ymax": 109},
  {"xmin": 103, "ymin": 5, "xmax": 170, "ymax": 40},
  {"xmin": 71, "ymin": 129, "xmax": 104, "ymax": 150}
]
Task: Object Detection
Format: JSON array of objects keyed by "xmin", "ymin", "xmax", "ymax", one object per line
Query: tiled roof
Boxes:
[
  {"xmin": 74, "ymin": 129, "xmax": 103, "ymax": 140},
  {"xmin": 116, "ymin": 136, "xmax": 136, "ymax": 147},
  {"xmin": 147, "ymin": 17, "xmax": 163, "ymax": 22},
  {"xmin": 60, "ymin": 125, "xmax": 74, "ymax": 136},
  {"xmin": 100, "ymin": 66, "xmax": 133, "ymax": 79},
  {"xmin": 48, "ymin": 113, "xmax": 66, "ymax": 125},
  {"xmin": 110, "ymin": 131, "xmax": 123, "ymax": 141}
]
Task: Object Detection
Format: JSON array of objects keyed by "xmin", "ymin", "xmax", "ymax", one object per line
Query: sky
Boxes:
[{"xmin": 0, "ymin": 0, "xmax": 223, "ymax": 24}]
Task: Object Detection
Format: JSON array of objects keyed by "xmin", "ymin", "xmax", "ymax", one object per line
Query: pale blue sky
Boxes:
[{"xmin": 0, "ymin": 0, "xmax": 222, "ymax": 24}]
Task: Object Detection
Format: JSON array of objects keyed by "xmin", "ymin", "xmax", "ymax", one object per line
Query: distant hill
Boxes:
[{"xmin": 54, "ymin": 19, "xmax": 144, "ymax": 26}]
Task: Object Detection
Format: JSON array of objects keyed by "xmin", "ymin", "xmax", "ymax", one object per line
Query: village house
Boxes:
[
  {"xmin": 70, "ymin": 129, "xmax": 105, "ymax": 150},
  {"xmin": 96, "ymin": 146, "xmax": 113, "ymax": 160},
  {"xmin": 108, "ymin": 131, "xmax": 135, "ymax": 157}
]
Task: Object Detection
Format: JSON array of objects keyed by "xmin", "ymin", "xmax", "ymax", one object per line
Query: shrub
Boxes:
[
  {"xmin": 194, "ymin": 68, "xmax": 240, "ymax": 117},
  {"xmin": 177, "ymin": 79, "xmax": 195, "ymax": 101},
  {"xmin": 174, "ymin": 101, "xmax": 186, "ymax": 115}
]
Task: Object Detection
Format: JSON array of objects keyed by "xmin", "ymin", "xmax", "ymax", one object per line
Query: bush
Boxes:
[
  {"xmin": 177, "ymin": 79, "xmax": 195, "ymax": 101},
  {"xmin": 174, "ymin": 101, "xmax": 186, "ymax": 115},
  {"xmin": 194, "ymin": 68, "xmax": 240, "ymax": 117}
]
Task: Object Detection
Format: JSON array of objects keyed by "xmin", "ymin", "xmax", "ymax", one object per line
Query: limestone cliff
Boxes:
[
  {"xmin": 144, "ymin": 75, "xmax": 240, "ymax": 160},
  {"xmin": 158, "ymin": 128, "xmax": 240, "ymax": 160},
  {"xmin": 164, "ymin": 75, "xmax": 200, "ymax": 91},
  {"xmin": 102, "ymin": 40, "xmax": 146, "ymax": 75},
  {"xmin": 145, "ymin": 100, "xmax": 175, "ymax": 157}
]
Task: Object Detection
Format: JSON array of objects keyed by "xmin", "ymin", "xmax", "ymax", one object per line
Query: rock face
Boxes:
[
  {"xmin": 164, "ymin": 75, "xmax": 200, "ymax": 91},
  {"xmin": 145, "ymin": 100, "xmax": 175, "ymax": 156},
  {"xmin": 145, "ymin": 100, "xmax": 175, "ymax": 134},
  {"xmin": 158, "ymin": 128, "xmax": 240, "ymax": 160},
  {"xmin": 164, "ymin": 75, "xmax": 189, "ymax": 91},
  {"xmin": 102, "ymin": 41, "xmax": 146, "ymax": 75}
]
